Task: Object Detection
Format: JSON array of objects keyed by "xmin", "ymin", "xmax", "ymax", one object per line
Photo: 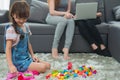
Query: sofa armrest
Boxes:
[
  {"xmin": 108, "ymin": 22, "xmax": 120, "ymax": 62},
  {"xmin": 0, "ymin": 10, "xmax": 9, "ymax": 23}
]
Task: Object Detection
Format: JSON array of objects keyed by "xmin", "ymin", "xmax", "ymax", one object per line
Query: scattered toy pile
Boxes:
[{"xmin": 46, "ymin": 62, "xmax": 97, "ymax": 80}]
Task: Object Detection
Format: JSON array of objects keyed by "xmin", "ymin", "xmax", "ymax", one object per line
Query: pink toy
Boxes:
[
  {"xmin": 6, "ymin": 71, "xmax": 39, "ymax": 80},
  {"xmin": 93, "ymin": 70, "xmax": 97, "ymax": 74},
  {"xmin": 68, "ymin": 62, "xmax": 72, "ymax": 70},
  {"xmin": 18, "ymin": 71, "xmax": 39, "ymax": 80},
  {"xmin": 32, "ymin": 71, "xmax": 40, "ymax": 75},
  {"xmin": 6, "ymin": 72, "xmax": 17, "ymax": 80}
]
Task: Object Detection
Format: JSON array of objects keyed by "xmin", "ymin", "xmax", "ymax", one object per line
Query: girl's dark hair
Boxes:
[{"xmin": 9, "ymin": 0, "xmax": 30, "ymax": 34}]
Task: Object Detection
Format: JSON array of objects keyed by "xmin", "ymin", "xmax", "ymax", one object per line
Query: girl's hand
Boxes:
[
  {"xmin": 32, "ymin": 55, "xmax": 40, "ymax": 62},
  {"xmin": 64, "ymin": 12, "xmax": 74, "ymax": 19},
  {"xmin": 73, "ymin": 15, "xmax": 76, "ymax": 18},
  {"xmin": 9, "ymin": 64, "xmax": 17, "ymax": 73},
  {"xmin": 96, "ymin": 12, "xmax": 102, "ymax": 17}
]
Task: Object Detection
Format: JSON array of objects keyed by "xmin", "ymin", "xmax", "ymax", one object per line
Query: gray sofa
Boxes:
[{"xmin": 0, "ymin": 0, "xmax": 120, "ymax": 62}]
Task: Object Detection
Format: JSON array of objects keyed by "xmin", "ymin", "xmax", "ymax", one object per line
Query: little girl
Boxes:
[{"xmin": 5, "ymin": 1, "xmax": 50, "ymax": 73}]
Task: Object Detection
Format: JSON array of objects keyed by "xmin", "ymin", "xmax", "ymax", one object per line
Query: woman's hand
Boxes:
[
  {"xmin": 9, "ymin": 64, "xmax": 17, "ymax": 73},
  {"xmin": 96, "ymin": 12, "xmax": 102, "ymax": 17},
  {"xmin": 64, "ymin": 12, "xmax": 74, "ymax": 19},
  {"xmin": 32, "ymin": 55, "xmax": 40, "ymax": 62}
]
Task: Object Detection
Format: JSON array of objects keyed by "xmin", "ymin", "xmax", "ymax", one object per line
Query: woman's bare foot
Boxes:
[
  {"xmin": 62, "ymin": 48, "xmax": 70, "ymax": 60},
  {"xmin": 52, "ymin": 48, "xmax": 58, "ymax": 59}
]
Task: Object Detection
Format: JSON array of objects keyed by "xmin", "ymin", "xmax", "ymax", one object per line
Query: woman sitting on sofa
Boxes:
[
  {"xmin": 46, "ymin": 0, "xmax": 75, "ymax": 59},
  {"xmin": 75, "ymin": 1, "xmax": 111, "ymax": 57}
]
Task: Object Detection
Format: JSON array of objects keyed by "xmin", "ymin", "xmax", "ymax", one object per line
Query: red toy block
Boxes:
[{"xmin": 68, "ymin": 62, "xmax": 72, "ymax": 70}]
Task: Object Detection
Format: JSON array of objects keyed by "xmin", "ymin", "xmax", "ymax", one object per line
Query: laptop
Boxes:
[{"xmin": 74, "ymin": 2, "xmax": 98, "ymax": 20}]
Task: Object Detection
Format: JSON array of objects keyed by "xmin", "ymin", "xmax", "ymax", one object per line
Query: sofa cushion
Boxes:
[
  {"xmin": 0, "ymin": 23, "xmax": 11, "ymax": 35},
  {"xmin": 10, "ymin": 0, "xmax": 32, "ymax": 7},
  {"xmin": 104, "ymin": 0, "xmax": 120, "ymax": 22},
  {"xmin": 113, "ymin": 6, "xmax": 120, "ymax": 20},
  {"xmin": 0, "ymin": 10, "xmax": 9, "ymax": 23},
  {"xmin": 0, "ymin": 22, "xmax": 109, "ymax": 35},
  {"xmin": 27, "ymin": 23, "xmax": 56, "ymax": 35},
  {"xmin": 26, "ymin": 22, "xmax": 109, "ymax": 35},
  {"xmin": 95, "ymin": 22, "xmax": 109, "ymax": 34},
  {"xmin": 28, "ymin": 0, "xmax": 49, "ymax": 23}
]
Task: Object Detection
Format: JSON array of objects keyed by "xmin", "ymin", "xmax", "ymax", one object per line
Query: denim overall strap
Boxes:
[{"xmin": 12, "ymin": 24, "xmax": 32, "ymax": 72}]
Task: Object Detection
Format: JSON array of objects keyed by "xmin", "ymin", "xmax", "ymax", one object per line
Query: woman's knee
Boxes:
[
  {"xmin": 68, "ymin": 18, "xmax": 74, "ymax": 22},
  {"xmin": 67, "ymin": 19, "xmax": 75, "ymax": 25},
  {"xmin": 46, "ymin": 15, "xmax": 67, "ymax": 25},
  {"xmin": 59, "ymin": 18, "xmax": 68, "ymax": 24}
]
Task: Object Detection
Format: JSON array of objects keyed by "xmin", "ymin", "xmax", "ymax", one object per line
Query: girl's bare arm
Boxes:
[
  {"xmin": 6, "ymin": 40, "xmax": 13, "ymax": 66},
  {"xmin": 6, "ymin": 40, "xmax": 17, "ymax": 73},
  {"xmin": 67, "ymin": 0, "xmax": 71, "ymax": 13}
]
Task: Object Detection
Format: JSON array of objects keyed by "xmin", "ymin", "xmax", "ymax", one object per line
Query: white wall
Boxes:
[{"xmin": 0, "ymin": 0, "xmax": 10, "ymax": 10}]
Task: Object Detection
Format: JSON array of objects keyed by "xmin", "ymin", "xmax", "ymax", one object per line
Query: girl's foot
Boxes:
[
  {"xmin": 100, "ymin": 44, "xmax": 112, "ymax": 57},
  {"xmin": 91, "ymin": 43, "xmax": 101, "ymax": 55},
  {"xmin": 52, "ymin": 48, "xmax": 58, "ymax": 59},
  {"xmin": 91, "ymin": 43, "xmax": 98, "ymax": 50},
  {"xmin": 101, "ymin": 48, "xmax": 112, "ymax": 57},
  {"xmin": 100, "ymin": 44, "xmax": 106, "ymax": 50},
  {"xmin": 62, "ymin": 48, "xmax": 70, "ymax": 60}
]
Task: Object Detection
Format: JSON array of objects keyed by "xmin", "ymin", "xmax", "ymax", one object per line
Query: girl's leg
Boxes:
[
  {"xmin": 52, "ymin": 48, "xmax": 58, "ymax": 59},
  {"xmin": 76, "ymin": 20, "xmax": 101, "ymax": 53},
  {"xmin": 28, "ymin": 62, "xmax": 50, "ymax": 73},
  {"xmin": 76, "ymin": 20, "xmax": 96, "ymax": 45},
  {"xmin": 63, "ymin": 19, "xmax": 75, "ymax": 60},
  {"xmin": 39, "ymin": 60, "xmax": 51, "ymax": 69},
  {"xmin": 46, "ymin": 14, "xmax": 67, "ymax": 58},
  {"xmin": 86, "ymin": 19, "xmax": 111, "ymax": 56},
  {"xmin": 62, "ymin": 48, "xmax": 70, "ymax": 60},
  {"xmin": 52, "ymin": 21, "xmax": 67, "ymax": 58},
  {"xmin": 86, "ymin": 19, "xmax": 104, "ymax": 45},
  {"xmin": 85, "ymin": 19, "xmax": 111, "ymax": 55},
  {"xmin": 51, "ymin": 20, "xmax": 68, "ymax": 49}
]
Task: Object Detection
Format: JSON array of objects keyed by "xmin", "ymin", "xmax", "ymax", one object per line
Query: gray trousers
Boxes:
[{"xmin": 46, "ymin": 14, "xmax": 75, "ymax": 49}]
